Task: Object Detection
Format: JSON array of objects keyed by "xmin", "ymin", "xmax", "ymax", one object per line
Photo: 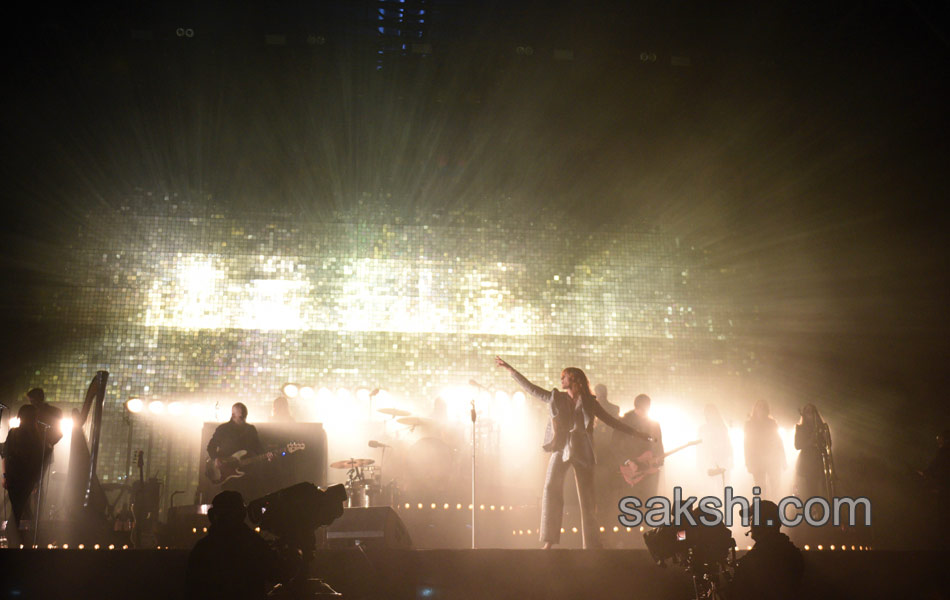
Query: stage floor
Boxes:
[{"xmin": 0, "ymin": 548, "xmax": 946, "ymax": 600}]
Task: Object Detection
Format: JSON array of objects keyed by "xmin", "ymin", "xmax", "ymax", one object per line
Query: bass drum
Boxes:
[{"xmin": 405, "ymin": 437, "xmax": 455, "ymax": 497}]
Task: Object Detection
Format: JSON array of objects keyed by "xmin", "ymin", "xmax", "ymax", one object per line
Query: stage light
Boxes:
[
  {"xmin": 418, "ymin": 503, "xmax": 423, "ymax": 509},
  {"xmin": 851, "ymin": 545, "xmax": 856, "ymax": 550},
  {"xmin": 282, "ymin": 383, "xmax": 300, "ymax": 398},
  {"xmin": 356, "ymin": 388, "xmax": 371, "ymax": 402},
  {"xmin": 804, "ymin": 545, "xmax": 810, "ymax": 551},
  {"xmin": 613, "ymin": 526, "xmax": 619, "ymax": 532},
  {"xmin": 108, "ymin": 544, "xmax": 115, "ymax": 550},
  {"xmin": 404, "ymin": 503, "xmax": 410, "ymax": 509},
  {"xmin": 9, "ymin": 417, "xmax": 20, "ymax": 428},
  {"xmin": 336, "ymin": 388, "xmax": 352, "ymax": 401},
  {"xmin": 63, "ymin": 544, "xmax": 69, "ymax": 549},
  {"xmin": 830, "ymin": 545, "xmax": 835, "ymax": 550},
  {"xmin": 94, "ymin": 544, "xmax": 100, "ymax": 550},
  {"xmin": 126, "ymin": 398, "xmax": 144, "ymax": 413},
  {"xmin": 817, "ymin": 545, "xmax": 823, "ymax": 550},
  {"xmin": 78, "ymin": 544, "xmax": 84, "ymax": 550},
  {"xmin": 571, "ymin": 527, "xmax": 578, "ymax": 533},
  {"xmin": 148, "ymin": 400, "xmax": 165, "ymax": 415},
  {"xmin": 443, "ymin": 503, "xmax": 449, "ymax": 509},
  {"xmin": 527, "ymin": 529, "xmax": 532, "ymax": 535},
  {"xmin": 456, "ymin": 503, "xmax": 462, "ymax": 510},
  {"xmin": 600, "ymin": 527, "xmax": 605, "ymax": 532},
  {"xmin": 512, "ymin": 391, "xmax": 526, "ymax": 405},
  {"xmin": 168, "ymin": 402, "xmax": 185, "ymax": 416},
  {"xmin": 430, "ymin": 503, "xmax": 436, "ymax": 509},
  {"xmin": 490, "ymin": 505, "xmax": 495, "ymax": 511}
]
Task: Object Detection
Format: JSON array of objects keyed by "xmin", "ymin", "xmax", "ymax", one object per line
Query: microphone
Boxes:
[
  {"xmin": 368, "ymin": 440, "xmax": 390, "ymax": 448},
  {"xmin": 37, "ymin": 420, "xmax": 51, "ymax": 429},
  {"xmin": 369, "ymin": 389, "xmax": 380, "ymax": 397}
]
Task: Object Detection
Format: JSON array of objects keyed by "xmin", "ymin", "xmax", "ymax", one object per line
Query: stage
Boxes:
[{"xmin": 0, "ymin": 548, "xmax": 945, "ymax": 600}]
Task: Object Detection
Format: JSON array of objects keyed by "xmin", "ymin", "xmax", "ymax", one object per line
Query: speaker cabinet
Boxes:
[{"xmin": 325, "ymin": 507, "xmax": 413, "ymax": 549}]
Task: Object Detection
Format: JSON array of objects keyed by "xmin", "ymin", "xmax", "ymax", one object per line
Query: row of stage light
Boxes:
[
  {"xmin": 13, "ymin": 541, "xmax": 873, "ymax": 551},
  {"xmin": 389, "ymin": 503, "xmax": 871, "ymax": 551}
]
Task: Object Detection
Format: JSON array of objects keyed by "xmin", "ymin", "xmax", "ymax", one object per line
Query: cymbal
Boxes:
[
  {"xmin": 397, "ymin": 416, "xmax": 434, "ymax": 427},
  {"xmin": 377, "ymin": 408, "xmax": 411, "ymax": 417},
  {"xmin": 330, "ymin": 458, "xmax": 375, "ymax": 469}
]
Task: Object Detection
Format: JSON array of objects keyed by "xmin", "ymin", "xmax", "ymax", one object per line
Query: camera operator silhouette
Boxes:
[
  {"xmin": 729, "ymin": 500, "xmax": 804, "ymax": 600},
  {"xmin": 185, "ymin": 490, "xmax": 288, "ymax": 600}
]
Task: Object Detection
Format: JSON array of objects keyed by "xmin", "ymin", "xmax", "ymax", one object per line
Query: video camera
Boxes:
[
  {"xmin": 643, "ymin": 508, "xmax": 735, "ymax": 574},
  {"xmin": 247, "ymin": 482, "xmax": 347, "ymax": 546}
]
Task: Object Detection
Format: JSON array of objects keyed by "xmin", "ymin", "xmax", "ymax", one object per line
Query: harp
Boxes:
[{"xmin": 62, "ymin": 371, "xmax": 111, "ymax": 539}]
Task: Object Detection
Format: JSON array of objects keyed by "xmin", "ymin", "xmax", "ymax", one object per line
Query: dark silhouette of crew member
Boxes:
[
  {"xmin": 2, "ymin": 405, "xmax": 45, "ymax": 536},
  {"xmin": 730, "ymin": 500, "xmax": 804, "ymax": 600},
  {"xmin": 185, "ymin": 490, "xmax": 284, "ymax": 600}
]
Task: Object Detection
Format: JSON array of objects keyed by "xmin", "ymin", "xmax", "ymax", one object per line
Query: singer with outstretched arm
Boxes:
[{"xmin": 494, "ymin": 356, "xmax": 651, "ymax": 549}]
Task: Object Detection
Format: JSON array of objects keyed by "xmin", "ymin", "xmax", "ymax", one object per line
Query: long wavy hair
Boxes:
[
  {"xmin": 798, "ymin": 403, "xmax": 825, "ymax": 426},
  {"xmin": 561, "ymin": 367, "xmax": 596, "ymax": 403}
]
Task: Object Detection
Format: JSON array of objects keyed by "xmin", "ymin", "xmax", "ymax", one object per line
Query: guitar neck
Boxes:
[
  {"xmin": 239, "ymin": 451, "xmax": 272, "ymax": 467},
  {"xmin": 661, "ymin": 441, "xmax": 700, "ymax": 460}
]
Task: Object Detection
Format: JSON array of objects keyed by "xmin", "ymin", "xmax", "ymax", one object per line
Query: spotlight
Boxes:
[
  {"xmin": 60, "ymin": 417, "xmax": 74, "ymax": 432},
  {"xmin": 126, "ymin": 398, "xmax": 144, "ymax": 413},
  {"xmin": 148, "ymin": 400, "xmax": 165, "ymax": 415},
  {"xmin": 282, "ymin": 383, "xmax": 300, "ymax": 398},
  {"xmin": 168, "ymin": 402, "xmax": 185, "ymax": 416},
  {"xmin": 9, "ymin": 417, "xmax": 20, "ymax": 428}
]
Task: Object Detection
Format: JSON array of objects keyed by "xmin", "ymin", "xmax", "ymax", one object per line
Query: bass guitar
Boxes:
[
  {"xmin": 620, "ymin": 439, "xmax": 702, "ymax": 486},
  {"xmin": 205, "ymin": 442, "xmax": 305, "ymax": 485}
]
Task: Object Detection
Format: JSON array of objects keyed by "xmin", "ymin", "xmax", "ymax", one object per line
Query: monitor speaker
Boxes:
[{"xmin": 325, "ymin": 507, "xmax": 412, "ymax": 549}]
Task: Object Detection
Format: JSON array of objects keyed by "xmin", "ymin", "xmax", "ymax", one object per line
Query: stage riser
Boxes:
[{"xmin": 0, "ymin": 549, "xmax": 944, "ymax": 599}]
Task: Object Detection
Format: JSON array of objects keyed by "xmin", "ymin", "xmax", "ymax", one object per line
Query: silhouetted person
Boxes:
[
  {"xmin": 919, "ymin": 429, "xmax": 950, "ymax": 549},
  {"xmin": 208, "ymin": 403, "xmax": 266, "ymax": 497},
  {"xmin": 26, "ymin": 388, "xmax": 63, "ymax": 451},
  {"xmin": 185, "ymin": 491, "xmax": 283, "ymax": 600},
  {"xmin": 730, "ymin": 500, "xmax": 804, "ymax": 600},
  {"xmin": 697, "ymin": 404, "xmax": 733, "ymax": 494},
  {"xmin": 794, "ymin": 403, "xmax": 831, "ymax": 500},
  {"xmin": 271, "ymin": 396, "xmax": 295, "ymax": 423},
  {"xmin": 615, "ymin": 394, "xmax": 665, "ymax": 501},
  {"xmin": 744, "ymin": 400, "xmax": 785, "ymax": 499},
  {"xmin": 2, "ymin": 405, "xmax": 45, "ymax": 532}
]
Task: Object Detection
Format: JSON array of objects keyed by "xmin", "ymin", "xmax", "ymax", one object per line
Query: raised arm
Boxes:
[
  {"xmin": 592, "ymin": 400, "xmax": 653, "ymax": 441},
  {"xmin": 494, "ymin": 356, "xmax": 551, "ymax": 403}
]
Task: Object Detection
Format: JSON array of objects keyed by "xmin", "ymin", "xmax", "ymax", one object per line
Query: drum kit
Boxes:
[{"xmin": 330, "ymin": 407, "xmax": 458, "ymax": 507}]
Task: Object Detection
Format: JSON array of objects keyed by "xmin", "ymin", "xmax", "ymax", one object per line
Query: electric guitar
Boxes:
[
  {"xmin": 620, "ymin": 439, "xmax": 702, "ymax": 486},
  {"xmin": 205, "ymin": 442, "xmax": 305, "ymax": 485}
]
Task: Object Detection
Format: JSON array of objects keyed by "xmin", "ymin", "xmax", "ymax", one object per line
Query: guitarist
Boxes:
[
  {"xmin": 207, "ymin": 403, "xmax": 266, "ymax": 497},
  {"xmin": 614, "ymin": 394, "xmax": 664, "ymax": 502}
]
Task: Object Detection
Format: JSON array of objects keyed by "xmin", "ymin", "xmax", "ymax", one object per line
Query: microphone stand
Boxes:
[
  {"xmin": 34, "ymin": 421, "xmax": 51, "ymax": 548},
  {"xmin": 471, "ymin": 398, "xmax": 476, "ymax": 550}
]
